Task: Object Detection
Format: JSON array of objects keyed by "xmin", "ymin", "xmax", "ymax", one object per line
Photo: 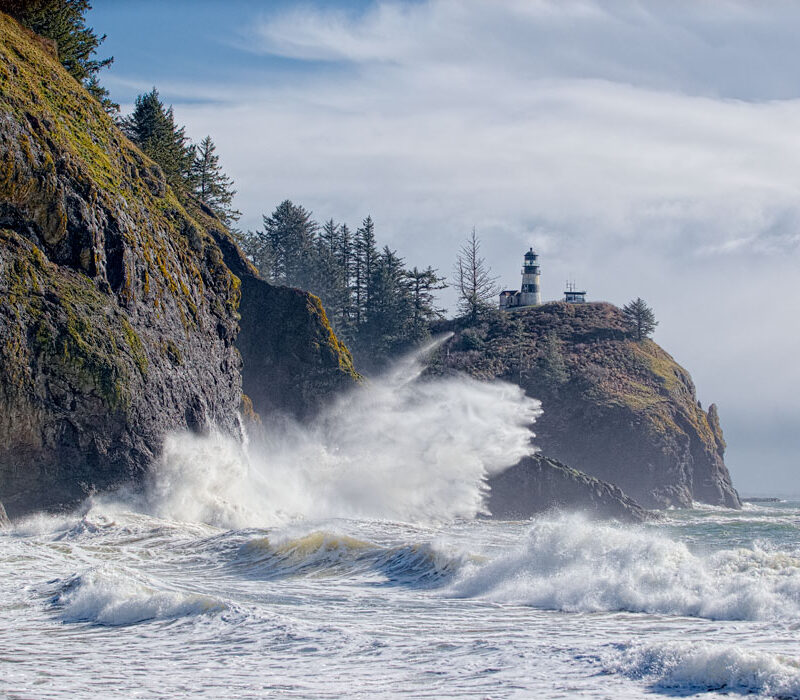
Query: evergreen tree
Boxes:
[
  {"xmin": 320, "ymin": 219, "xmax": 339, "ymax": 257},
  {"xmin": 539, "ymin": 331, "xmax": 569, "ymax": 387},
  {"xmin": 237, "ymin": 229, "xmax": 273, "ymax": 279},
  {"xmin": 308, "ymin": 223, "xmax": 349, "ymax": 328},
  {"xmin": 453, "ymin": 227, "xmax": 499, "ymax": 323},
  {"xmin": 358, "ymin": 247, "xmax": 413, "ymax": 361},
  {"xmin": 3, "ymin": 0, "xmax": 118, "ymax": 113},
  {"xmin": 259, "ymin": 200, "xmax": 318, "ymax": 287},
  {"xmin": 336, "ymin": 223, "xmax": 355, "ymax": 335},
  {"xmin": 192, "ymin": 135, "xmax": 240, "ymax": 225},
  {"xmin": 406, "ymin": 266, "xmax": 446, "ymax": 343},
  {"xmin": 354, "ymin": 216, "xmax": 379, "ymax": 327},
  {"xmin": 352, "ymin": 227, "xmax": 364, "ymax": 327},
  {"xmin": 121, "ymin": 89, "xmax": 195, "ymax": 192},
  {"xmin": 622, "ymin": 297, "xmax": 658, "ymax": 341}
]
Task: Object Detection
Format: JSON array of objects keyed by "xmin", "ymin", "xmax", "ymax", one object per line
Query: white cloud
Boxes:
[{"xmin": 150, "ymin": 0, "xmax": 800, "ymax": 493}]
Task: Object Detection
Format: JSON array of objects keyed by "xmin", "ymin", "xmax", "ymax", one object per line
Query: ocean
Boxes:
[
  {"xmin": 2, "ymin": 345, "xmax": 798, "ymax": 699},
  {"xmin": 1, "ymin": 501, "xmax": 799, "ymax": 699}
]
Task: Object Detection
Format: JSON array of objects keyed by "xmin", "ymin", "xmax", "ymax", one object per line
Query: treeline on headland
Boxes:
[
  {"xmin": 236, "ymin": 205, "xmax": 446, "ymax": 367},
  {"xmin": 4, "ymin": 0, "xmax": 658, "ymax": 372}
]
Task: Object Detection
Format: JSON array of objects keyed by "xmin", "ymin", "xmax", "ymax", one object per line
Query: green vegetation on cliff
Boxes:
[
  {"xmin": 0, "ymin": 11, "xmax": 359, "ymax": 516},
  {"xmin": 1, "ymin": 0, "xmax": 117, "ymax": 112}
]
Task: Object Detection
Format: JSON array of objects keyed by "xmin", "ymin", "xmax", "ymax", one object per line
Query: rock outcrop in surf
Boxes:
[
  {"xmin": 432, "ymin": 303, "xmax": 740, "ymax": 509},
  {"xmin": 487, "ymin": 454, "xmax": 652, "ymax": 522},
  {"xmin": 0, "ymin": 12, "xmax": 357, "ymax": 517}
]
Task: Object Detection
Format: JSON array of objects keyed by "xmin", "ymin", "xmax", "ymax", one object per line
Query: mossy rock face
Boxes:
[
  {"xmin": 433, "ymin": 302, "xmax": 740, "ymax": 509},
  {"xmin": 205, "ymin": 217, "xmax": 360, "ymax": 421},
  {"xmin": 0, "ymin": 13, "xmax": 244, "ymax": 516},
  {"xmin": 235, "ymin": 275, "xmax": 360, "ymax": 421},
  {"xmin": 0, "ymin": 12, "xmax": 359, "ymax": 516}
]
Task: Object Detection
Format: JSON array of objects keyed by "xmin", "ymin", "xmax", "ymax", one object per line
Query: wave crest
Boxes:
[{"xmin": 234, "ymin": 530, "xmax": 470, "ymax": 586}]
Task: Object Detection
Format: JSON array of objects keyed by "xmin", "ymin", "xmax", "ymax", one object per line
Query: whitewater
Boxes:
[{"xmin": 2, "ymin": 344, "xmax": 799, "ymax": 698}]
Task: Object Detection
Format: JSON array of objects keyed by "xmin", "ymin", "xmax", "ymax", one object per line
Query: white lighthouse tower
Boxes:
[{"xmin": 519, "ymin": 247, "xmax": 541, "ymax": 306}]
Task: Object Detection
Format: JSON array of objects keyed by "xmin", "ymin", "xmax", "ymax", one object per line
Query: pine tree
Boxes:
[
  {"xmin": 320, "ymin": 219, "xmax": 339, "ymax": 257},
  {"xmin": 192, "ymin": 136, "xmax": 240, "ymax": 225},
  {"xmin": 358, "ymin": 247, "xmax": 413, "ymax": 362},
  {"xmin": 337, "ymin": 223, "xmax": 355, "ymax": 335},
  {"xmin": 259, "ymin": 200, "xmax": 318, "ymax": 287},
  {"xmin": 355, "ymin": 216, "xmax": 379, "ymax": 327},
  {"xmin": 120, "ymin": 89, "xmax": 195, "ymax": 192},
  {"xmin": 3, "ymin": 0, "xmax": 118, "ymax": 113},
  {"xmin": 622, "ymin": 297, "xmax": 658, "ymax": 341},
  {"xmin": 237, "ymin": 229, "xmax": 273, "ymax": 280},
  {"xmin": 308, "ymin": 222, "xmax": 349, "ymax": 327},
  {"xmin": 453, "ymin": 228, "xmax": 499, "ymax": 323},
  {"xmin": 406, "ymin": 266, "xmax": 446, "ymax": 343},
  {"xmin": 539, "ymin": 331, "xmax": 569, "ymax": 387}
]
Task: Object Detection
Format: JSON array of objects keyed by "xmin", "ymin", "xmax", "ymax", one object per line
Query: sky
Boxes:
[{"xmin": 89, "ymin": 0, "xmax": 799, "ymax": 496}]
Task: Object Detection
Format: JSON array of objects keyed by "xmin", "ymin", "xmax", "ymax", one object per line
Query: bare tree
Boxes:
[{"xmin": 453, "ymin": 228, "xmax": 499, "ymax": 323}]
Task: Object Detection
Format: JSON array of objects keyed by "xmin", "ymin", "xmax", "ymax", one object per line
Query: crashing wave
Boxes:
[
  {"xmin": 51, "ymin": 566, "xmax": 227, "ymax": 626},
  {"xmin": 449, "ymin": 514, "xmax": 800, "ymax": 620},
  {"xmin": 142, "ymin": 337, "xmax": 541, "ymax": 528},
  {"xmin": 605, "ymin": 640, "xmax": 800, "ymax": 698}
]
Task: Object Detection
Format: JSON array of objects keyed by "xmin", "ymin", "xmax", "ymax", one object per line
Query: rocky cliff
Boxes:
[
  {"xmin": 432, "ymin": 303, "xmax": 740, "ymax": 509},
  {"xmin": 0, "ymin": 13, "xmax": 357, "ymax": 517},
  {"xmin": 208, "ymin": 220, "xmax": 359, "ymax": 421}
]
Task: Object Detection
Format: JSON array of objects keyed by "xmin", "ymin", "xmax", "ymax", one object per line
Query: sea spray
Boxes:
[{"xmin": 146, "ymin": 337, "xmax": 542, "ymax": 527}]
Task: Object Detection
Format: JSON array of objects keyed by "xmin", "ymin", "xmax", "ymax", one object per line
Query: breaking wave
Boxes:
[
  {"xmin": 51, "ymin": 566, "xmax": 227, "ymax": 626},
  {"xmin": 605, "ymin": 641, "xmax": 800, "ymax": 698},
  {"xmin": 144, "ymin": 336, "xmax": 541, "ymax": 528},
  {"xmin": 449, "ymin": 514, "xmax": 800, "ymax": 620}
]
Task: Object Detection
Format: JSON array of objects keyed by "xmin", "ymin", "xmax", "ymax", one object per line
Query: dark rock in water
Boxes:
[
  {"xmin": 0, "ymin": 13, "xmax": 357, "ymax": 518},
  {"xmin": 741, "ymin": 497, "xmax": 781, "ymax": 503},
  {"xmin": 432, "ymin": 303, "xmax": 741, "ymax": 509},
  {"xmin": 487, "ymin": 454, "xmax": 652, "ymax": 523}
]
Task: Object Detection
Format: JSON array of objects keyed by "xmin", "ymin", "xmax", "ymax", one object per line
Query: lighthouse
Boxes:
[
  {"xmin": 498, "ymin": 247, "xmax": 543, "ymax": 310},
  {"xmin": 519, "ymin": 248, "xmax": 541, "ymax": 306}
]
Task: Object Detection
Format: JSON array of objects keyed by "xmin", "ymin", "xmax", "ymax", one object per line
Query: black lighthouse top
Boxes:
[{"xmin": 523, "ymin": 247, "xmax": 539, "ymax": 274}]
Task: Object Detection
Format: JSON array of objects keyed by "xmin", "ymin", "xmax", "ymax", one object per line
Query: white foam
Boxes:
[
  {"xmin": 144, "ymin": 338, "xmax": 541, "ymax": 528},
  {"xmin": 54, "ymin": 566, "xmax": 226, "ymax": 626},
  {"xmin": 606, "ymin": 640, "xmax": 800, "ymax": 698},
  {"xmin": 449, "ymin": 514, "xmax": 800, "ymax": 620}
]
